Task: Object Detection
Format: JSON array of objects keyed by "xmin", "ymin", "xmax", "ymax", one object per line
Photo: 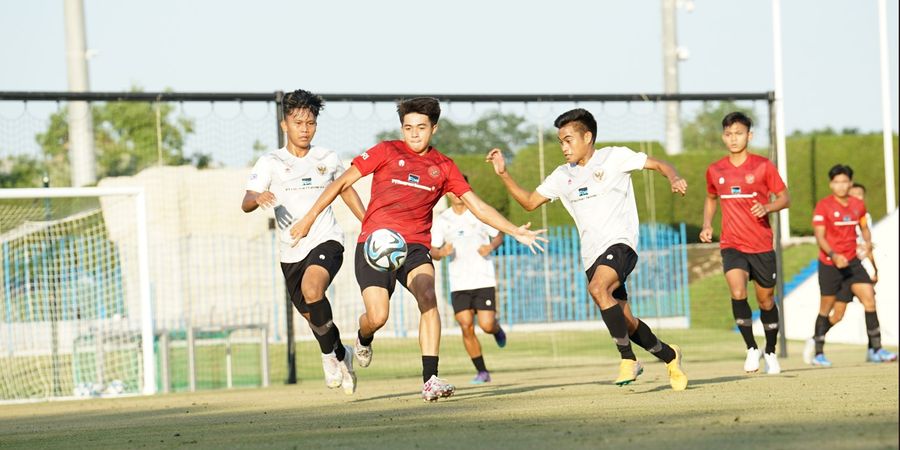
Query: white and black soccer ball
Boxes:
[{"xmin": 364, "ymin": 228, "xmax": 407, "ymax": 272}]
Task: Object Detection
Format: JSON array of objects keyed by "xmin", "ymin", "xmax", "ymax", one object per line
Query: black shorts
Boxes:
[
  {"xmin": 585, "ymin": 244, "xmax": 638, "ymax": 301},
  {"xmin": 721, "ymin": 248, "xmax": 777, "ymax": 289},
  {"xmin": 280, "ymin": 240, "xmax": 344, "ymax": 314},
  {"xmin": 450, "ymin": 287, "xmax": 497, "ymax": 314},
  {"xmin": 354, "ymin": 242, "xmax": 433, "ymax": 297},
  {"xmin": 818, "ymin": 259, "xmax": 872, "ymax": 301}
]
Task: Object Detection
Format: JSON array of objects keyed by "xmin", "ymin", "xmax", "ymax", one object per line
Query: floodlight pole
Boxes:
[
  {"xmin": 769, "ymin": 94, "xmax": 788, "ymax": 359},
  {"xmin": 63, "ymin": 0, "xmax": 96, "ymax": 187},
  {"xmin": 771, "ymin": 0, "xmax": 791, "ymax": 243},
  {"xmin": 877, "ymin": 0, "xmax": 897, "ymax": 213}
]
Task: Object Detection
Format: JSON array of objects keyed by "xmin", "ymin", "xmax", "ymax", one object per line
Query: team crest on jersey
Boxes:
[
  {"xmin": 301, "ymin": 178, "xmax": 312, "ymax": 186},
  {"xmin": 718, "ymin": 177, "xmax": 725, "ymax": 185},
  {"xmin": 428, "ymin": 166, "xmax": 440, "ymax": 179},
  {"xmin": 249, "ymin": 173, "xmax": 257, "ymax": 181},
  {"xmin": 843, "ymin": 215, "xmax": 851, "ymax": 222},
  {"xmin": 730, "ymin": 186, "xmax": 741, "ymax": 194},
  {"xmin": 578, "ymin": 187, "xmax": 589, "ymax": 197},
  {"xmin": 408, "ymin": 174, "xmax": 420, "ymax": 184},
  {"xmin": 593, "ymin": 169, "xmax": 605, "ymax": 182},
  {"xmin": 399, "ymin": 159, "xmax": 405, "ymax": 167},
  {"xmin": 316, "ymin": 164, "xmax": 326, "ymax": 175},
  {"xmin": 745, "ymin": 174, "xmax": 755, "ymax": 184}
]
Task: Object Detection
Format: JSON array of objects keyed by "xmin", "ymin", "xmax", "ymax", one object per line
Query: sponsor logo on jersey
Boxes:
[
  {"xmin": 408, "ymin": 174, "xmax": 420, "ymax": 184},
  {"xmin": 428, "ymin": 166, "xmax": 440, "ymax": 179},
  {"xmin": 843, "ymin": 215, "xmax": 851, "ymax": 222},
  {"xmin": 249, "ymin": 173, "xmax": 257, "ymax": 180},
  {"xmin": 813, "ymin": 214, "xmax": 824, "ymax": 221},
  {"xmin": 399, "ymin": 159, "xmax": 405, "ymax": 167},
  {"xmin": 593, "ymin": 169, "xmax": 604, "ymax": 182},
  {"xmin": 302, "ymin": 178, "xmax": 312, "ymax": 186},
  {"xmin": 457, "ymin": 230, "xmax": 464, "ymax": 237},
  {"xmin": 316, "ymin": 164, "xmax": 326, "ymax": 175},
  {"xmin": 718, "ymin": 177, "xmax": 725, "ymax": 184},
  {"xmin": 730, "ymin": 186, "xmax": 741, "ymax": 194},
  {"xmin": 567, "ymin": 178, "xmax": 573, "ymax": 185},
  {"xmin": 745, "ymin": 174, "xmax": 755, "ymax": 184},
  {"xmin": 578, "ymin": 187, "xmax": 589, "ymax": 197}
]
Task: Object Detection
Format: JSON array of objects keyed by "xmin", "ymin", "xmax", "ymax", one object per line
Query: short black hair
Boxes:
[
  {"xmin": 554, "ymin": 108, "xmax": 597, "ymax": 144},
  {"xmin": 282, "ymin": 89, "xmax": 324, "ymax": 118},
  {"xmin": 828, "ymin": 164, "xmax": 854, "ymax": 180},
  {"xmin": 851, "ymin": 182, "xmax": 866, "ymax": 192},
  {"xmin": 722, "ymin": 112, "xmax": 753, "ymax": 130},
  {"xmin": 397, "ymin": 97, "xmax": 441, "ymax": 125}
]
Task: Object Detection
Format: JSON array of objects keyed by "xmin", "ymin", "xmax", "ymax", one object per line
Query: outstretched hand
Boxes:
[
  {"xmin": 513, "ymin": 222, "xmax": 548, "ymax": 254},
  {"xmin": 486, "ymin": 148, "xmax": 507, "ymax": 176},
  {"xmin": 669, "ymin": 176, "xmax": 687, "ymax": 196}
]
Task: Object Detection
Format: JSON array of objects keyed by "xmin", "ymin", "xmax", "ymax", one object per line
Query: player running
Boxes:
[
  {"xmin": 699, "ymin": 112, "xmax": 790, "ymax": 374},
  {"xmin": 431, "ymin": 181, "xmax": 507, "ymax": 385},
  {"xmin": 241, "ymin": 89, "xmax": 365, "ymax": 394},
  {"xmin": 487, "ymin": 108, "xmax": 688, "ymax": 391},
  {"xmin": 803, "ymin": 165, "xmax": 896, "ymax": 366},
  {"xmin": 290, "ymin": 97, "xmax": 546, "ymax": 402}
]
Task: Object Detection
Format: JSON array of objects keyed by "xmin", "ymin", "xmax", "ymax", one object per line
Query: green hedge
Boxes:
[{"xmin": 452, "ymin": 134, "xmax": 899, "ymax": 240}]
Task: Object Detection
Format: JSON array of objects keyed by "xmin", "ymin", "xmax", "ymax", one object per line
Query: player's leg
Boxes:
[
  {"xmin": 620, "ymin": 298, "xmax": 687, "ymax": 390},
  {"xmin": 353, "ymin": 242, "xmax": 396, "ymax": 368},
  {"xmin": 852, "ymin": 282, "xmax": 897, "ymax": 362},
  {"xmin": 749, "ymin": 251, "xmax": 780, "ymax": 370},
  {"xmin": 808, "ymin": 262, "xmax": 845, "ymax": 366},
  {"xmin": 722, "ymin": 249, "xmax": 761, "ymax": 370},
  {"xmin": 474, "ymin": 287, "xmax": 505, "ymax": 348},
  {"xmin": 454, "ymin": 303, "xmax": 490, "ymax": 384}
]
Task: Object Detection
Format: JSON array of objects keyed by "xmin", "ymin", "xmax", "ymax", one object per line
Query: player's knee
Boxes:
[
  {"xmin": 460, "ymin": 323, "xmax": 476, "ymax": 337},
  {"xmin": 831, "ymin": 310, "xmax": 845, "ymax": 323},
  {"xmin": 587, "ymin": 281, "xmax": 609, "ymax": 300},
  {"xmin": 730, "ymin": 288, "xmax": 747, "ymax": 299},
  {"xmin": 757, "ymin": 297, "xmax": 774, "ymax": 310},
  {"xmin": 368, "ymin": 310, "xmax": 390, "ymax": 329},
  {"xmin": 478, "ymin": 320, "xmax": 494, "ymax": 334},
  {"xmin": 415, "ymin": 289, "xmax": 438, "ymax": 312},
  {"xmin": 301, "ymin": 287, "xmax": 325, "ymax": 303}
]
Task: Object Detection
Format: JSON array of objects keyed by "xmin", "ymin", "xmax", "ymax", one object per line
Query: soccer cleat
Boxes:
[
  {"xmin": 867, "ymin": 348, "xmax": 898, "ymax": 363},
  {"xmin": 614, "ymin": 359, "xmax": 643, "ymax": 386},
  {"xmin": 744, "ymin": 347, "xmax": 761, "ymax": 373},
  {"xmin": 321, "ymin": 353, "xmax": 342, "ymax": 389},
  {"xmin": 666, "ymin": 345, "xmax": 688, "ymax": 391},
  {"xmin": 811, "ymin": 353, "xmax": 832, "ymax": 367},
  {"xmin": 355, "ymin": 336, "xmax": 373, "ymax": 368},
  {"xmin": 339, "ymin": 345, "xmax": 357, "ymax": 395},
  {"xmin": 763, "ymin": 352, "xmax": 781, "ymax": 375},
  {"xmin": 470, "ymin": 371, "xmax": 491, "ymax": 385},
  {"xmin": 802, "ymin": 338, "xmax": 816, "ymax": 365},
  {"xmin": 422, "ymin": 375, "xmax": 456, "ymax": 402},
  {"xmin": 494, "ymin": 327, "xmax": 507, "ymax": 348}
]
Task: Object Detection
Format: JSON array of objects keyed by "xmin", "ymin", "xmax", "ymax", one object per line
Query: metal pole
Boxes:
[
  {"xmin": 771, "ymin": 0, "xmax": 791, "ymax": 243},
  {"xmin": 63, "ymin": 0, "xmax": 96, "ymax": 187},
  {"xmin": 159, "ymin": 331, "xmax": 170, "ymax": 393},
  {"xmin": 877, "ymin": 0, "xmax": 897, "ymax": 213},
  {"xmin": 662, "ymin": 0, "xmax": 683, "ymax": 154},
  {"xmin": 769, "ymin": 95, "xmax": 788, "ymax": 358},
  {"xmin": 260, "ymin": 325, "xmax": 269, "ymax": 387},
  {"xmin": 274, "ymin": 91, "xmax": 297, "ymax": 385}
]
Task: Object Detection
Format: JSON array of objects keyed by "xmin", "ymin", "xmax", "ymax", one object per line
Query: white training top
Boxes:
[
  {"xmin": 431, "ymin": 208, "xmax": 499, "ymax": 292},
  {"xmin": 246, "ymin": 146, "xmax": 345, "ymax": 263},
  {"xmin": 536, "ymin": 146, "xmax": 648, "ymax": 271}
]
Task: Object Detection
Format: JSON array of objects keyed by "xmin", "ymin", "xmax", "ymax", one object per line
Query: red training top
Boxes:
[
  {"xmin": 706, "ymin": 153, "xmax": 786, "ymax": 253},
  {"xmin": 812, "ymin": 195, "xmax": 866, "ymax": 265},
  {"xmin": 352, "ymin": 140, "xmax": 471, "ymax": 246}
]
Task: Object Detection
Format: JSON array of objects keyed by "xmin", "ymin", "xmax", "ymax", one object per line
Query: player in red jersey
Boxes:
[
  {"xmin": 290, "ymin": 97, "xmax": 547, "ymax": 402},
  {"xmin": 700, "ymin": 112, "xmax": 790, "ymax": 374},
  {"xmin": 802, "ymin": 164, "xmax": 896, "ymax": 366}
]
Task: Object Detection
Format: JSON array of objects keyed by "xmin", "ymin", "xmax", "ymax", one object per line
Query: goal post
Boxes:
[{"xmin": 0, "ymin": 187, "xmax": 155, "ymax": 398}]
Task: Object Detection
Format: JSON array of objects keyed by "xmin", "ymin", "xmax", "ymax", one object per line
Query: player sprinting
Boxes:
[
  {"xmin": 487, "ymin": 108, "xmax": 688, "ymax": 391},
  {"xmin": 699, "ymin": 112, "xmax": 790, "ymax": 375},
  {"xmin": 430, "ymin": 181, "xmax": 507, "ymax": 385},
  {"xmin": 290, "ymin": 97, "xmax": 547, "ymax": 402},
  {"xmin": 802, "ymin": 165, "xmax": 896, "ymax": 366},
  {"xmin": 241, "ymin": 89, "xmax": 365, "ymax": 394}
]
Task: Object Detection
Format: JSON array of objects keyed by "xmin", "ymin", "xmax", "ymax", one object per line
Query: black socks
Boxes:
[
  {"xmin": 865, "ymin": 311, "xmax": 882, "ymax": 351},
  {"xmin": 600, "ymin": 304, "xmax": 636, "ymax": 360},
  {"xmin": 760, "ymin": 304, "xmax": 780, "ymax": 355},
  {"xmin": 472, "ymin": 356, "xmax": 488, "ymax": 372},
  {"xmin": 732, "ymin": 298, "xmax": 757, "ymax": 350},
  {"xmin": 422, "ymin": 356, "xmax": 439, "ymax": 382},
  {"xmin": 629, "ymin": 319, "xmax": 676, "ymax": 363},
  {"xmin": 307, "ymin": 298, "xmax": 343, "ymax": 359}
]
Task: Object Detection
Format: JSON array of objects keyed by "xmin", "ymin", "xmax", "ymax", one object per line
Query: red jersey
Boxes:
[
  {"xmin": 706, "ymin": 153, "xmax": 786, "ymax": 253},
  {"xmin": 812, "ymin": 195, "xmax": 866, "ymax": 265},
  {"xmin": 352, "ymin": 140, "xmax": 472, "ymax": 246}
]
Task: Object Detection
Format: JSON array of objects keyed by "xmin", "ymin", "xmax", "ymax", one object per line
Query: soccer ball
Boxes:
[{"xmin": 364, "ymin": 228, "xmax": 407, "ymax": 272}]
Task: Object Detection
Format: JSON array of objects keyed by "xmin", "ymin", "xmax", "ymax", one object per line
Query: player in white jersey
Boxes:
[
  {"xmin": 487, "ymin": 108, "xmax": 689, "ymax": 391},
  {"xmin": 849, "ymin": 183, "xmax": 878, "ymax": 281},
  {"xmin": 431, "ymin": 179, "xmax": 507, "ymax": 384},
  {"xmin": 241, "ymin": 89, "xmax": 366, "ymax": 394}
]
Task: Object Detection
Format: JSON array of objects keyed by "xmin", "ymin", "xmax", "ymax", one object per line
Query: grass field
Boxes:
[{"xmin": 1, "ymin": 329, "xmax": 896, "ymax": 449}]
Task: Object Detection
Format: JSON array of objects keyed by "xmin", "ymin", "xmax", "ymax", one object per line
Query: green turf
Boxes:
[{"xmin": 1, "ymin": 330, "xmax": 896, "ymax": 450}]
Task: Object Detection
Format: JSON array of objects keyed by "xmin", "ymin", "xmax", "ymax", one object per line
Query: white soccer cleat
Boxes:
[
  {"xmin": 422, "ymin": 375, "xmax": 455, "ymax": 403},
  {"xmin": 321, "ymin": 353, "xmax": 342, "ymax": 389},
  {"xmin": 744, "ymin": 347, "xmax": 761, "ymax": 373},
  {"xmin": 355, "ymin": 337, "xmax": 373, "ymax": 368},
  {"xmin": 763, "ymin": 352, "xmax": 781, "ymax": 375},
  {"xmin": 340, "ymin": 345, "xmax": 357, "ymax": 395},
  {"xmin": 802, "ymin": 338, "xmax": 816, "ymax": 365}
]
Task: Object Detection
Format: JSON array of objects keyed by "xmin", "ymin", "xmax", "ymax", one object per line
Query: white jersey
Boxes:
[
  {"xmin": 246, "ymin": 146, "xmax": 345, "ymax": 263},
  {"xmin": 536, "ymin": 146, "xmax": 647, "ymax": 270},
  {"xmin": 431, "ymin": 208, "xmax": 499, "ymax": 292}
]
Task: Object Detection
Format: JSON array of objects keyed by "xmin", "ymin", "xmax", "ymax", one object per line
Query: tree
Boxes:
[
  {"xmin": 34, "ymin": 89, "xmax": 202, "ymax": 185},
  {"xmin": 0, "ymin": 154, "xmax": 44, "ymax": 188},
  {"xmin": 375, "ymin": 111, "xmax": 536, "ymax": 156},
  {"xmin": 681, "ymin": 101, "xmax": 758, "ymax": 152}
]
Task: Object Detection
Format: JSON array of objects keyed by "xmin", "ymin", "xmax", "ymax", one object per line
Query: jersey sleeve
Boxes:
[
  {"xmin": 536, "ymin": 169, "xmax": 562, "ymax": 201},
  {"xmin": 615, "ymin": 146, "xmax": 649, "ymax": 173},
  {"xmin": 443, "ymin": 162, "xmax": 472, "ymax": 197},
  {"xmin": 431, "ymin": 216, "xmax": 446, "ymax": 247},
  {"xmin": 246, "ymin": 156, "xmax": 272, "ymax": 193},
  {"xmin": 706, "ymin": 166, "xmax": 718, "ymax": 195},
  {"xmin": 812, "ymin": 200, "xmax": 827, "ymax": 227},
  {"xmin": 764, "ymin": 160, "xmax": 787, "ymax": 193},
  {"xmin": 332, "ymin": 153, "xmax": 346, "ymax": 181},
  {"xmin": 351, "ymin": 142, "xmax": 389, "ymax": 177}
]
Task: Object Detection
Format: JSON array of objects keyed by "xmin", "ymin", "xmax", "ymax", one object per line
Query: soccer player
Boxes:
[
  {"xmin": 802, "ymin": 165, "xmax": 896, "ymax": 366},
  {"xmin": 486, "ymin": 108, "xmax": 688, "ymax": 391},
  {"xmin": 430, "ymin": 181, "xmax": 507, "ymax": 385},
  {"xmin": 290, "ymin": 97, "xmax": 547, "ymax": 402},
  {"xmin": 241, "ymin": 89, "xmax": 366, "ymax": 394},
  {"xmin": 699, "ymin": 112, "xmax": 790, "ymax": 375},
  {"xmin": 849, "ymin": 183, "xmax": 877, "ymax": 279}
]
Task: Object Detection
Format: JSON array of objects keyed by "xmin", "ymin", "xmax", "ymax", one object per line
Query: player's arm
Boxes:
[
  {"xmin": 814, "ymin": 224, "xmax": 848, "ymax": 269},
  {"xmin": 699, "ymin": 192, "xmax": 718, "ymax": 243},
  {"xmin": 486, "ymin": 148, "xmax": 550, "ymax": 211},
  {"xmin": 339, "ymin": 186, "xmax": 366, "ymax": 221},
  {"xmin": 290, "ymin": 166, "xmax": 363, "ymax": 245},
  {"xmin": 242, "ymin": 190, "xmax": 277, "ymax": 213},
  {"xmin": 643, "ymin": 156, "xmax": 687, "ymax": 196},
  {"xmin": 430, "ymin": 243, "xmax": 454, "ymax": 261},
  {"xmin": 478, "ymin": 232, "xmax": 504, "ymax": 257},
  {"xmin": 859, "ymin": 215, "xmax": 878, "ymax": 274},
  {"xmin": 751, "ymin": 189, "xmax": 790, "ymax": 218},
  {"xmin": 459, "ymin": 191, "xmax": 547, "ymax": 254}
]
